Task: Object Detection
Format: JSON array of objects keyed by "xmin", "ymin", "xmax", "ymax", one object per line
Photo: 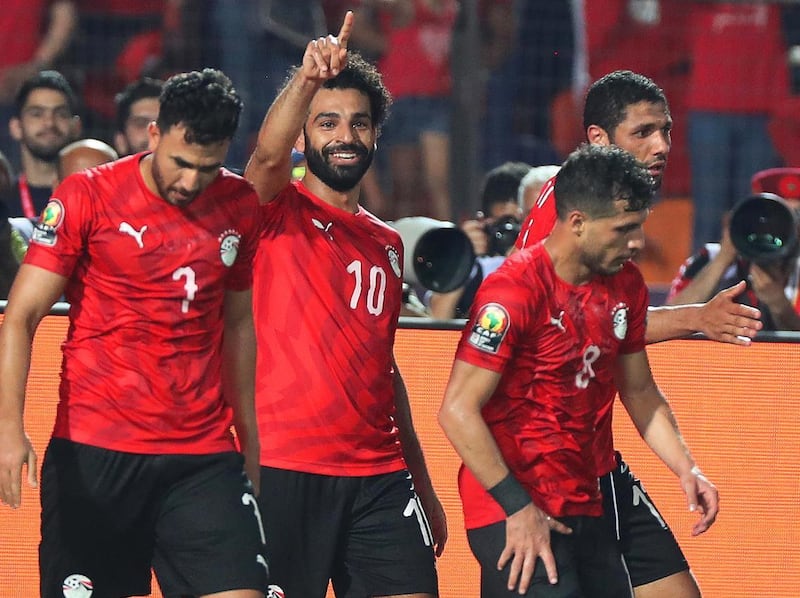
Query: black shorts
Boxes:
[
  {"xmin": 466, "ymin": 516, "xmax": 633, "ymax": 598},
  {"xmin": 39, "ymin": 438, "xmax": 269, "ymax": 598},
  {"xmin": 258, "ymin": 467, "xmax": 439, "ymax": 598},
  {"xmin": 601, "ymin": 453, "xmax": 690, "ymax": 587}
]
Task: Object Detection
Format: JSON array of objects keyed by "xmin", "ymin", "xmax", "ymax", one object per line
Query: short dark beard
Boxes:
[
  {"xmin": 303, "ymin": 134, "xmax": 374, "ymax": 193},
  {"xmin": 25, "ymin": 140, "xmax": 63, "ymax": 163}
]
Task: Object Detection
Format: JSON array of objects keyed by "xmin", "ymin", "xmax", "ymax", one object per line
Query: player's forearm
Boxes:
[
  {"xmin": 0, "ymin": 317, "xmax": 36, "ymax": 424},
  {"xmin": 244, "ymin": 71, "xmax": 320, "ymax": 202},
  {"xmin": 392, "ymin": 368, "xmax": 436, "ymax": 494},
  {"xmin": 438, "ymin": 398, "xmax": 512, "ymax": 491},
  {"xmin": 624, "ymin": 389, "xmax": 696, "ymax": 479},
  {"xmin": 645, "ymin": 304, "xmax": 701, "ymax": 343}
]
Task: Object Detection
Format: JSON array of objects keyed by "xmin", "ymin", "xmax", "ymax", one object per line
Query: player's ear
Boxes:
[
  {"xmin": 587, "ymin": 125, "xmax": 611, "ymax": 147},
  {"xmin": 568, "ymin": 210, "xmax": 586, "ymax": 236}
]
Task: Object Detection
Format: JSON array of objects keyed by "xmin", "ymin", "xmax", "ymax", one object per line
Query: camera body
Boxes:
[
  {"xmin": 484, "ymin": 215, "xmax": 522, "ymax": 257},
  {"xmin": 729, "ymin": 193, "xmax": 800, "ymax": 265}
]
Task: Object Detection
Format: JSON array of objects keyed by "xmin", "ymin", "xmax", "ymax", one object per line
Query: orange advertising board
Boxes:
[{"xmin": 1, "ymin": 315, "xmax": 798, "ymax": 597}]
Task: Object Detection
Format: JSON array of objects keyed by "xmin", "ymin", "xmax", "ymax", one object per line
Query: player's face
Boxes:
[
  {"xmin": 302, "ymin": 88, "xmax": 376, "ymax": 192},
  {"xmin": 120, "ymin": 97, "xmax": 159, "ymax": 155},
  {"xmin": 11, "ymin": 88, "xmax": 79, "ymax": 162},
  {"xmin": 581, "ymin": 200, "xmax": 649, "ymax": 275},
  {"xmin": 607, "ymin": 101, "xmax": 671, "ymax": 189},
  {"xmin": 147, "ymin": 123, "xmax": 228, "ymax": 207}
]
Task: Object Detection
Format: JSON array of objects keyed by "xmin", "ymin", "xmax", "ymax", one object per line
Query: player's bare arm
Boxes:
[
  {"xmin": 439, "ymin": 359, "xmax": 570, "ymax": 593},
  {"xmin": 646, "ymin": 281, "xmax": 762, "ymax": 345},
  {"xmin": 392, "ymin": 358, "xmax": 448, "ymax": 556},
  {"xmin": 222, "ymin": 288, "xmax": 260, "ymax": 493},
  {"xmin": 615, "ymin": 351, "xmax": 719, "ymax": 535},
  {"xmin": 0, "ymin": 264, "xmax": 67, "ymax": 508},
  {"xmin": 244, "ymin": 11, "xmax": 354, "ymax": 204}
]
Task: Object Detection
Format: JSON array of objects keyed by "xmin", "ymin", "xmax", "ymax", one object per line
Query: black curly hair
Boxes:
[
  {"xmin": 157, "ymin": 68, "xmax": 243, "ymax": 145},
  {"xmin": 554, "ymin": 144, "xmax": 655, "ymax": 219}
]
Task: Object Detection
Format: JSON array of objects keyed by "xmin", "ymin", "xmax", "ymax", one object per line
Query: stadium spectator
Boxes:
[
  {"xmin": 0, "ymin": 1, "xmax": 77, "ymax": 169},
  {"xmin": 113, "ymin": 77, "xmax": 163, "ymax": 156},
  {"xmin": 6, "ymin": 70, "xmax": 81, "ymax": 218},
  {"xmin": 56, "ymin": 138, "xmax": 118, "ymax": 183}
]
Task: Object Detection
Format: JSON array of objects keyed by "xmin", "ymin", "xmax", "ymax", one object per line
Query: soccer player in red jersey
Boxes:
[
  {"xmin": 243, "ymin": 11, "xmax": 445, "ymax": 598},
  {"xmin": 511, "ymin": 71, "xmax": 754, "ymax": 598},
  {"xmin": 439, "ymin": 144, "xmax": 719, "ymax": 597},
  {"xmin": 0, "ymin": 69, "xmax": 269, "ymax": 598}
]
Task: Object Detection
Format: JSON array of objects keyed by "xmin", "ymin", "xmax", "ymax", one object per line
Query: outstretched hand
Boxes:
[
  {"xmin": 697, "ymin": 281, "xmax": 762, "ymax": 345},
  {"xmin": 301, "ymin": 10, "xmax": 353, "ymax": 81}
]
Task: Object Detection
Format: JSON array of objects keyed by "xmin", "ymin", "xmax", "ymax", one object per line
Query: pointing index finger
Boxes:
[{"xmin": 337, "ymin": 10, "xmax": 354, "ymax": 49}]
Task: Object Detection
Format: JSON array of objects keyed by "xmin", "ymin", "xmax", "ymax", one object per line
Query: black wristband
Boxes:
[{"xmin": 488, "ymin": 473, "xmax": 532, "ymax": 516}]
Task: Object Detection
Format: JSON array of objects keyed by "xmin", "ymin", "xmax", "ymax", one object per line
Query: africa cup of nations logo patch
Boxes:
[
  {"xmin": 611, "ymin": 302, "xmax": 629, "ymax": 340},
  {"xmin": 469, "ymin": 303, "xmax": 510, "ymax": 353},
  {"xmin": 218, "ymin": 229, "xmax": 241, "ymax": 267},
  {"xmin": 31, "ymin": 198, "xmax": 65, "ymax": 247}
]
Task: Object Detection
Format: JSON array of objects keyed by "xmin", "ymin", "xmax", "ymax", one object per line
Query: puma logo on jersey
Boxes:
[
  {"xmin": 119, "ymin": 222, "xmax": 147, "ymax": 248},
  {"xmin": 312, "ymin": 218, "xmax": 333, "ymax": 239},
  {"xmin": 550, "ymin": 310, "xmax": 566, "ymax": 332}
]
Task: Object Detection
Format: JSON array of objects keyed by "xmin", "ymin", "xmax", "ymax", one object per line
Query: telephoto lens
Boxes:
[{"xmin": 729, "ymin": 193, "xmax": 799, "ymax": 264}]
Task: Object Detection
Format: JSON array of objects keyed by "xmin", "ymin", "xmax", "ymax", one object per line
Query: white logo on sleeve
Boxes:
[
  {"xmin": 118, "ymin": 221, "xmax": 147, "ymax": 248},
  {"xmin": 62, "ymin": 574, "xmax": 93, "ymax": 597}
]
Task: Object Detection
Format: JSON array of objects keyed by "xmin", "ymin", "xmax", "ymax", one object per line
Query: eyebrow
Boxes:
[
  {"xmin": 313, "ymin": 111, "xmax": 372, "ymax": 122},
  {"xmin": 173, "ymin": 156, "xmax": 222, "ymax": 172}
]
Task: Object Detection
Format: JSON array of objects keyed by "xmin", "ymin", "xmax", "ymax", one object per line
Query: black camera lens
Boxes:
[
  {"xmin": 729, "ymin": 193, "xmax": 799, "ymax": 264},
  {"xmin": 486, "ymin": 215, "xmax": 522, "ymax": 257}
]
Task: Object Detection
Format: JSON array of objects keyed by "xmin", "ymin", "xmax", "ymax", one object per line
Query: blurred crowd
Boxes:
[{"xmin": 2, "ymin": 0, "xmax": 800, "ymax": 321}]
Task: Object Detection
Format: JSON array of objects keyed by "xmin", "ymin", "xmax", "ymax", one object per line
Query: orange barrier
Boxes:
[{"xmin": 1, "ymin": 315, "xmax": 799, "ymax": 597}]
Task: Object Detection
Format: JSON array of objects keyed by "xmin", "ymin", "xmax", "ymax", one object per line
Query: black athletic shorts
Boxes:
[
  {"xmin": 467, "ymin": 516, "xmax": 633, "ymax": 598},
  {"xmin": 258, "ymin": 466, "xmax": 439, "ymax": 598},
  {"xmin": 601, "ymin": 453, "xmax": 690, "ymax": 587},
  {"xmin": 39, "ymin": 438, "xmax": 269, "ymax": 598}
]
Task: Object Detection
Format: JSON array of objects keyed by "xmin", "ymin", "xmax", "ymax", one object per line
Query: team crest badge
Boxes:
[
  {"xmin": 469, "ymin": 303, "xmax": 510, "ymax": 353},
  {"xmin": 386, "ymin": 245, "xmax": 402, "ymax": 278},
  {"xmin": 218, "ymin": 229, "xmax": 241, "ymax": 267},
  {"xmin": 31, "ymin": 199, "xmax": 65, "ymax": 247},
  {"xmin": 611, "ymin": 303, "xmax": 629, "ymax": 340},
  {"xmin": 62, "ymin": 574, "xmax": 93, "ymax": 598}
]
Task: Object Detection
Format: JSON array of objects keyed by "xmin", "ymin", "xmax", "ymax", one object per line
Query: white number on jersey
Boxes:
[
  {"xmin": 575, "ymin": 344, "xmax": 601, "ymax": 389},
  {"xmin": 346, "ymin": 260, "xmax": 387, "ymax": 316},
  {"xmin": 172, "ymin": 266, "xmax": 198, "ymax": 313}
]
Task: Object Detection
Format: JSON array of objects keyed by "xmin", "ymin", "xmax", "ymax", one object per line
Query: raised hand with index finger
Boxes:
[{"xmin": 301, "ymin": 10, "xmax": 354, "ymax": 81}]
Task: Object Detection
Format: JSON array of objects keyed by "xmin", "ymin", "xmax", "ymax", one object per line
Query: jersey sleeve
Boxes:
[
  {"xmin": 514, "ymin": 176, "xmax": 558, "ymax": 250},
  {"xmin": 618, "ymin": 263, "xmax": 649, "ymax": 354},
  {"xmin": 225, "ymin": 188, "xmax": 262, "ymax": 291},
  {"xmin": 23, "ymin": 174, "xmax": 92, "ymax": 278},
  {"xmin": 455, "ymin": 268, "xmax": 537, "ymax": 373}
]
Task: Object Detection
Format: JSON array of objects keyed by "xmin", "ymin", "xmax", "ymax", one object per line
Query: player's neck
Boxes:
[
  {"xmin": 303, "ymin": 175, "xmax": 361, "ymax": 214},
  {"xmin": 544, "ymin": 235, "xmax": 592, "ymax": 286},
  {"xmin": 20, "ymin": 149, "xmax": 57, "ymax": 187}
]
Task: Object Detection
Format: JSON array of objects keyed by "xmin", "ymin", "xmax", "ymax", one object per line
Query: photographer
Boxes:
[
  {"xmin": 667, "ymin": 178, "xmax": 800, "ymax": 330},
  {"xmin": 428, "ymin": 161, "xmax": 528, "ymax": 319}
]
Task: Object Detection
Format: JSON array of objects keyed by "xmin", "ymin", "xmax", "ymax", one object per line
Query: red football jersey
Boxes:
[
  {"xmin": 455, "ymin": 245, "xmax": 648, "ymax": 528},
  {"xmin": 253, "ymin": 182, "xmax": 407, "ymax": 476},
  {"xmin": 24, "ymin": 154, "xmax": 261, "ymax": 454},
  {"xmin": 515, "ymin": 175, "xmax": 558, "ymax": 251}
]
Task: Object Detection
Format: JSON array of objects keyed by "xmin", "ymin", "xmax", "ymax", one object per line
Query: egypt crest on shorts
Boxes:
[{"xmin": 469, "ymin": 302, "xmax": 510, "ymax": 353}]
